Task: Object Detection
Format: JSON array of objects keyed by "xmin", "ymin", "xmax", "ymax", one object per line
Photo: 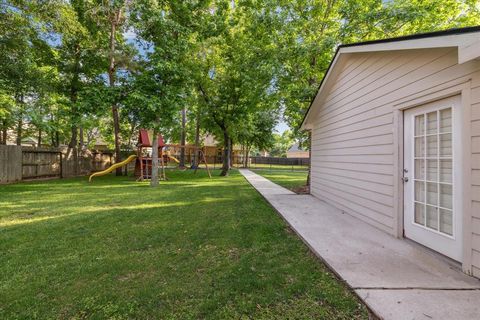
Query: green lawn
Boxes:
[
  {"xmin": 0, "ymin": 170, "xmax": 367, "ymax": 319},
  {"xmin": 254, "ymin": 169, "xmax": 309, "ymax": 191}
]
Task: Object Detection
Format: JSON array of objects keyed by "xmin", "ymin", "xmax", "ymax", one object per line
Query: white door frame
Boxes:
[
  {"xmin": 392, "ymin": 81, "xmax": 473, "ymax": 272},
  {"xmin": 404, "ymin": 96, "xmax": 462, "ymax": 261}
]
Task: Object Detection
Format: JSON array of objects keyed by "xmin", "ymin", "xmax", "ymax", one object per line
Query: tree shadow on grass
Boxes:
[{"xmin": 0, "ymin": 167, "xmax": 369, "ymax": 319}]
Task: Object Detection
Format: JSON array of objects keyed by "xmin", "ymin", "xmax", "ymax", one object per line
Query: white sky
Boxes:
[{"xmin": 275, "ymin": 121, "xmax": 289, "ymax": 134}]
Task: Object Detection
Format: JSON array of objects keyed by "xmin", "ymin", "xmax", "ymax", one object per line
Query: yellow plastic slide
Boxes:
[
  {"xmin": 168, "ymin": 155, "xmax": 180, "ymax": 163},
  {"xmin": 165, "ymin": 151, "xmax": 180, "ymax": 163},
  {"xmin": 89, "ymin": 155, "xmax": 137, "ymax": 182}
]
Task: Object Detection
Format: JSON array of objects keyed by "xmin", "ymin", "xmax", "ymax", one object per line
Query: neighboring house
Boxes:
[
  {"xmin": 21, "ymin": 137, "xmax": 38, "ymax": 147},
  {"xmin": 286, "ymin": 143, "xmax": 309, "ymax": 158},
  {"xmin": 257, "ymin": 150, "xmax": 269, "ymax": 157},
  {"xmin": 202, "ymin": 134, "xmax": 243, "ymax": 159},
  {"xmin": 93, "ymin": 137, "xmax": 109, "ymax": 151},
  {"xmin": 301, "ymin": 26, "xmax": 480, "ymax": 278},
  {"xmin": 2, "ymin": 130, "xmax": 33, "ymax": 146},
  {"xmin": 4, "ymin": 129, "xmax": 16, "ymax": 145}
]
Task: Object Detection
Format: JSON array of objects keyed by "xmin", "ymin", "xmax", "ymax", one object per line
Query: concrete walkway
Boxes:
[{"xmin": 240, "ymin": 169, "xmax": 480, "ymax": 320}]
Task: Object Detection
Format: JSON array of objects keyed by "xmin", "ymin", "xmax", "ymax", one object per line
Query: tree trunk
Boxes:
[
  {"xmin": 127, "ymin": 122, "xmax": 136, "ymax": 150},
  {"xmin": 220, "ymin": 129, "xmax": 230, "ymax": 176},
  {"xmin": 240, "ymin": 145, "xmax": 245, "ymax": 166},
  {"xmin": 179, "ymin": 107, "xmax": 186, "ymax": 168},
  {"xmin": 109, "ymin": 13, "xmax": 122, "ymax": 176},
  {"xmin": 125, "ymin": 122, "xmax": 136, "ymax": 176},
  {"xmin": 1, "ymin": 120, "xmax": 6, "ymax": 145},
  {"xmin": 16, "ymin": 118, "xmax": 22, "ymax": 146},
  {"xmin": 79, "ymin": 126, "xmax": 84, "ymax": 148},
  {"xmin": 243, "ymin": 145, "xmax": 250, "ymax": 168},
  {"xmin": 55, "ymin": 131, "xmax": 60, "ymax": 147},
  {"xmin": 15, "ymin": 95, "xmax": 23, "ymax": 146},
  {"xmin": 69, "ymin": 44, "xmax": 81, "ymax": 150},
  {"xmin": 150, "ymin": 130, "xmax": 159, "ymax": 187},
  {"xmin": 112, "ymin": 106, "xmax": 122, "ymax": 174},
  {"xmin": 68, "ymin": 125, "xmax": 78, "ymax": 176},
  {"xmin": 68, "ymin": 123, "xmax": 77, "ymax": 148},
  {"xmin": 69, "ymin": 127, "xmax": 77, "ymax": 148},
  {"xmin": 194, "ymin": 109, "xmax": 201, "ymax": 167},
  {"xmin": 37, "ymin": 128, "xmax": 42, "ymax": 147},
  {"xmin": 243, "ymin": 146, "xmax": 246, "ymax": 168},
  {"xmin": 66, "ymin": 47, "xmax": 81, "ymax": 175},
  {"xmin": 228, "ymin": 138, "xmax": 235, "ymax": 169}
]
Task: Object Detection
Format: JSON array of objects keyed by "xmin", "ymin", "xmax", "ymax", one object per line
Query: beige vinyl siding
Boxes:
[
  {"xmin": 309, "ymin": 47, "xmax": 480, "ymax": 268},
  {"xmin": 471, "ymin": 97, "xmax": 480, "ymax": 277}
]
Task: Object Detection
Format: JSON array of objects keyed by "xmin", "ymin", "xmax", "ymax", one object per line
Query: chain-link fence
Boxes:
[{"xmin": 167, "ymin": 154, "xmax": 309, "ymax": 171}]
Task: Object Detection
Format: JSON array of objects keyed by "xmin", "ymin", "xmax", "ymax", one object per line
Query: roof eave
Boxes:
[{"xmin": 299, "ymin": 26, "xmax": 480, "ymax": 131}]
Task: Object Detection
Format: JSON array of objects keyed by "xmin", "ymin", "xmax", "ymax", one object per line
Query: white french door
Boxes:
[{"xmin": 403, "ymin": 95, "xmax": 463, "ymax": 262}]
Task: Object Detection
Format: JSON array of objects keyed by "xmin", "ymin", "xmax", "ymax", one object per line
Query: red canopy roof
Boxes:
[{"xmin": 138, "ymin": 129, "xmax": 165, "ymax": 148}]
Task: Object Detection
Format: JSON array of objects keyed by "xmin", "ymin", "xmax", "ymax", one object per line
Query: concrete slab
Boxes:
[
  {"xmin": 356, "ymin": 289, "xmax": 480, "ymax": 320},
  {"xmin": 240, "ymin": 169, "xmax": 480, "ymax": 319},
  {"xmin": 240, "ymin": 170, "xmax": 295, "ymax": 195},
  {"xmin": 265, "ymin": 194, "xmax": 479, "ymax": 289}
]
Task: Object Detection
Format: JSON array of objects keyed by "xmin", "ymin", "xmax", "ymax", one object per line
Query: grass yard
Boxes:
[
  {"xmin": 0, "ymin": 170, "xmax": 367, "ymax": 319},
  {"xmin": 254, "ymin": 169, "xmax": 308, "ymax": 191}
]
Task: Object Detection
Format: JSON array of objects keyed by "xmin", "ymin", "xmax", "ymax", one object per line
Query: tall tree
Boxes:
[
  {"xmin": 55, "ymin": 0, "xmax": 102, "ymax": 151},
  {"xmin": 107, "ymin": 2, "xmax": 124, "ymax": 174},
  {"xmin": 196, "ymin": 0, "xmax": 278, "ymax": 176},
  {"xmin": 129, "ymin": 0, "xmax": 198, "ymax": 186},
  {"xmin": 179, "ymin": 106, "xmax": 187, "ymax": 168},
  {"xmin": 90, "ymin": 0, "xmax": 135, "ymax": 174},
  {"xmin": 236, "ymin": 109, "xmax": 277, "ymax": 167},
  {"xmin": 0, "ymin": 1, "xmax": 60, "ymax": 146}
]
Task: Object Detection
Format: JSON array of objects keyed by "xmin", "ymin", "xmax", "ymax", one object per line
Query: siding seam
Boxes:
[
  {"xmin": 317, "ymin": 49, "xmax": 454, "ymax": 123},
  {"xmin": 311, "ymin": 180, "xmax": 394, "ymax": 208}
]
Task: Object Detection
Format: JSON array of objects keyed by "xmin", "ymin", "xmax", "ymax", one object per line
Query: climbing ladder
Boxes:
[{"xmin": 137, "ymin": 156, "xmax": 166, "ymax": 181}]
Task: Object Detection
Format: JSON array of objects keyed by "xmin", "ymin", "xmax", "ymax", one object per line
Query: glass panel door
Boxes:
[
  {"xmin": 404, "ymin": 95, "xmax": 462, "ymax": 262},
  {"xmin": 412, "ymin": 107, "xmax": 453, "ymax": 236}
]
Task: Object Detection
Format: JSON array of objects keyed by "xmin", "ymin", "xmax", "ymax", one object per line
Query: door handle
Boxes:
[{"xmin": 402, "ymin": 177, "xmax": 409, "ymax": 183}]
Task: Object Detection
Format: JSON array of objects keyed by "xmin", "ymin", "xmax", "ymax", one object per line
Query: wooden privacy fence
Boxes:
[
  {"xmin": 1, "ymin": 146, "xmax": 309, "ymax": 184},
  {"xmin": 22, "ymin": 148, "xmax": 62, "ymax": 179},
  {"xmin": 0, "ymin": 145, "xmax": 114, "ymax": 184},
  {"xmin": 0, "ymin": 145, "xmax": 22, "ymax": 184}
]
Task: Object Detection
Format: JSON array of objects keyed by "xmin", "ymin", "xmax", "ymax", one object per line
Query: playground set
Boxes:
[{"xmin": 89, "ymin": 129, "xmax": 211, "ymax": 182}]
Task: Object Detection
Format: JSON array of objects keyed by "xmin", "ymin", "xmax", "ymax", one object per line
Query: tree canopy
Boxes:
[{"xmin": 1, "ymin": 0, "xmax": 479, "ymax": 175}]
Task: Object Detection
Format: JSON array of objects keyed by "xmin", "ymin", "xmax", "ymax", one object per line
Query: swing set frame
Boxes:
[{"xmin": 135, "ymin": 129, "xmax": 212, "ymax": 181}]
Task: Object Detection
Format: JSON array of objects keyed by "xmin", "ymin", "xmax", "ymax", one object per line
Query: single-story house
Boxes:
[
  {"xmin": 301, "ymin": 26, "xmax": 480, "ymax": 279},
  {"xmin": 286, "ymin": 142, "xmax": 309, "ymax": 158},
  {"xmin": 21, "ymin": 137, "xmax": 38, "ymax": 147}
]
